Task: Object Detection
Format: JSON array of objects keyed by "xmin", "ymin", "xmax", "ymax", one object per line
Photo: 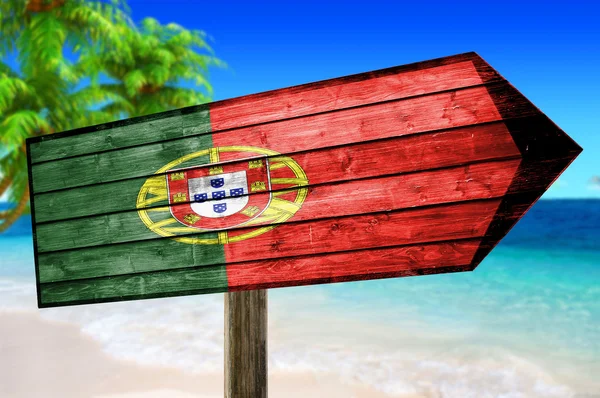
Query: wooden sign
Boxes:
[{"xmin": 26, "ymin": 52, "xmax": 581, "ymax": 308}]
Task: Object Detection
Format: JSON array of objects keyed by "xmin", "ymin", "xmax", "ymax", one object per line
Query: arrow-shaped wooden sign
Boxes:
[{"xmin": 26, "ymin": 52, "xmax": 581, "ymax": 308}]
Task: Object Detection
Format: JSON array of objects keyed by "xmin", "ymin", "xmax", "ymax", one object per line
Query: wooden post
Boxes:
[{"xmin": 225, "ymin": 289, "xmax": 268, "ymax": 398}]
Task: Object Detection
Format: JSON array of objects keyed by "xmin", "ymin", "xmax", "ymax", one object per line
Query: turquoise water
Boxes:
[
  {"xmin": 0, "ymin": 236, "xmax": 34, "ymax": 278},
  {"xmin": 1, "ymin": 199, "xmax": 599, "ymax": 396},
  {"xmin": 313, "ymin": 245, "xmax": 599, "ymax": 374}
]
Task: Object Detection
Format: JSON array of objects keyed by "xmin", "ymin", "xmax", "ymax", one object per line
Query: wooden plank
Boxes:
[
  {"xmin": 28, "ymin": 52, "xmax": 501, "ymax": 164},
  {"xmin": 45, "ymin": 150, "xmax": 586, "ymax": 284},
  {"xmin": 33, "ymin": 122, "xmax": 520, "ymax": 223},
  {"xmin": 211, "ymin": 82, "xmax": 536, "ymax": 153},
  {"xmin": 211, "ymin": 60, "xmax": 487, "ymax": 131},
  {"xmin": 221, "ymin": 199, "xmax": 500, "ymax": 263},
  {"xmin": 225, "ymin": 290, "xmax": 267, "ymax": 398},
  {"xmin": 211, "ymin": 53, "xmax": 502, "ymax": 131},
  {"xmin": 38, "ymin": 240, "xmax": 479, "ymax": 306},
  {"xmin": 34, "ymin": 180, "xmax": 145, "ymax": 223},
  {"xmin": 226, "ymin": 240, "xmax": 481, "ymax": 291},
  {"xmin": 38, "ymin": 237, "xmax": 224, "ymax": 283},
  {"xmin": 38, "ymin": 199, "xmax": 501, "ymax": 284},
  {"xmin": 30, "ymin": 82, "xmax": 523, "ymax": 194},
  {"xmin": 29, "ymin": 108, "xmax": 210, "ymax": 164},
  {"xmin": 39, "ymin": 264, "xmax": 228, "ymax": 307},
  {"xmin": 31, "ymin": 133, "xmax": 214, "ymax": 193},
  {"xmin": 34, "ymin": 160, "xmax": 518, "ymax": 253}
]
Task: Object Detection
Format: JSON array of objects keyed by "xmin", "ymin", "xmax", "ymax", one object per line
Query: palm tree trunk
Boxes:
[
  {"xmin": 0, "ymin": 176, "xmax": 11, "ymax": 198},
  {"xmin": 0, "ymin": 187, "xmax": 29, "ymax": 233},
  {"xmin": 26, "ymin": 0, "xmax": 66, "ymax": 13}
]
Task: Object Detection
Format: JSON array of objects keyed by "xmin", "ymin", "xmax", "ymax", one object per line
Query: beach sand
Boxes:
[
  {"xmin": 0, "ymin": 311, "xmax": 396, "ymax": 398},
  {"xmin": 3, "ymin": 201, "xmax": 600, "ymax": 397}
]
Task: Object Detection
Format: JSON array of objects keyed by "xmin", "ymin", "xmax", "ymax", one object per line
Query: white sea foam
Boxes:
[
  {"xmin": 40, "ymin": 295, "xmax": 226, "ymax": 373},
  {"xmin": 0, "ymin": 278, "xmax": 37, "ymax": 311},
  {"xmin": 268, "ymin": 333, "xmax": 577, "ymax": 397},
  {"xmin": 0, "ymin": 278, "xmax": 588, "ymax": 397}
]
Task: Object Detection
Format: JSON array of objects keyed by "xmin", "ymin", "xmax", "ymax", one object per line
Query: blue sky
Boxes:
[
  {"xmin": 3, "ymin": 0, "xmax": 599, "ymax": 200},
  {"xmin": 124, "ymin": 0, "xmax": 599, "ymax": 198}
]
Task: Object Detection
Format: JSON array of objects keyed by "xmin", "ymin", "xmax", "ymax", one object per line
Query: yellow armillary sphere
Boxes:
[{"xmin": 137, "ymin": 146, "xmax": 309, "ymax": 244}]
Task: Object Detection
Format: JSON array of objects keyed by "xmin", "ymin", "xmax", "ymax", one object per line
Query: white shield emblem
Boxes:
[
  {"xmin": 188, "ymin": 170, "xmax": 249, "ymax": 218},
  {"xmin": 166, "ymin": 155, "xmax": 273, "ymax": 230}
]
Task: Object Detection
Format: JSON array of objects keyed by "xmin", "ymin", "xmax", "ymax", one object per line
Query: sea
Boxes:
[{"xmin": 1, "ymin": 199, "xmax": 599, "ymax": 397}]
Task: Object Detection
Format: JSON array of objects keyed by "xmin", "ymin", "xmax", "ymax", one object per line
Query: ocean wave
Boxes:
[
  {"xmin": 0, "ymin": 278, "xmax": 37, "ymax": 311},
  {"xmin": 40, "ymin": 295, "xmax": 226, "ymax": 373},
  {"xmin": 38, "ymin": 293, "xmax": 580, "ymax": 397},
  {"xmin": 0, "ymin": 277, "xmax": 590, "ymax": 397},
  {"xmin": 267, "ymin": 331, "xmax": 577, "ymax": 397}
]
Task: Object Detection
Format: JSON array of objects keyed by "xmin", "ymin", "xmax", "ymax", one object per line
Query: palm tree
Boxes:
[
  {"xmin": 0, "ymin": 60, "xmax": 46, "ymax": 230},
  {"xmin": 0, "ymin": 0, "xmax": 129, "ymax": 232},
  {"xmin": 79, "ymin": 17, "xmax": 224, "ymax": 119},
  {"xmin": 0, "ymin": 2, "xmax": 223, "ymax": 233}
]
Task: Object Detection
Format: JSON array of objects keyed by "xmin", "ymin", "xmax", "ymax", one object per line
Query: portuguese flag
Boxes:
[{"xmin": 27, "ymin": 52, "xmax": 581, "ymax": 307}]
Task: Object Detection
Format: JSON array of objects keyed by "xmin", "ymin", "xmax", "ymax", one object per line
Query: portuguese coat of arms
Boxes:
[{"xmin": 167, "ymin": 157, "xmax": 272, "ymax": 230}]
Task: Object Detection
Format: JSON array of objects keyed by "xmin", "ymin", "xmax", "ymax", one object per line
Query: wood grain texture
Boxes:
[
  {"xmin": 38, "ymin": 240, "xmax": 479, "ymax": 307},
  {"xmin": 31, "ymin": 132, "xmax": 213, "ymax": 193},
  {"xmin": 31, "ymin": 82, "xmax": 528, "ymax": 194},
  {"xmin": 468, "ymin": 105, "xmax": 583, "ymax": 270},
  {"xmin": 37, "ymin": 198, "xmax": 504, "ymax": 283},
  {"xmin": 211, "ymin": 52, "xmax": 502, "ymax": 131},
  {"xmin": 39, "ymin": 264, "xmax": 228, "ymax": 307},
  {"xmin": 221, "ymin": 199, "xmax": 501, "ymax": 263},
  {"xmin": 211, "ymin": 60, "xmax": 486, "ymax": 131},
  {"xmin": 38, "ymin": 236, "xmax": 225, "ymax": 283},
  {"xmin": 35, "ymin": 161, "xmax": 517, "ymax": 253},
  {"xmin": 211, "ymin": 82, "xmax": 536, "ymax": 153},
  {"xmin": 29, "ymin": 108, "xmax": 210, "ymax": 164},
  {"xmin": 28, "ymin": 52, "xmax": 500, "ymax": 163},
  {"xmin": 40, "ymin": 199, "xmax": 504, "ymax": 286},
  {"xmin": 226, "ymin": 240, "xmax": 481, "ymax": 291},
  {"xmin": 225, "ymin": 290, "xmax": 267, "ymax": 398},
  {"xmin": 33, "ymin": 122, "xmax": 519, "ymax": 223},
  {"xmin": 26, "ymin": 52, "xmax": 582, "ymax": 308}
]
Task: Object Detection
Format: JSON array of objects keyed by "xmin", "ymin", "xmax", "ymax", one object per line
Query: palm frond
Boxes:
[
  {"xmin": 71, "ymin": 85, "xmax": 132, "ymax": 111},
  {"xmin": 1, "ymin": 110, "xmax": 50, "ymax": 148},
  {"xmin": 0, "ymin": 0, "xmax": 27, "ymax": 55},
  {"xmin": 1, "ymin": 2, "xmax": 225, "ymax": 229},
  {"xmin": 59, "ymin": 0, "xmax": 130, "ymax": 50},
  {"xmin": 0, "ymin": 74, "xmax": 34, "ymax": 114},
  {"xmin": 123, "ymin": 69, "xmax": 147, "ymax": 97},
  {"xmin": 18, "ymin": 13, "xmax": 67, "ymax": 75}
]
